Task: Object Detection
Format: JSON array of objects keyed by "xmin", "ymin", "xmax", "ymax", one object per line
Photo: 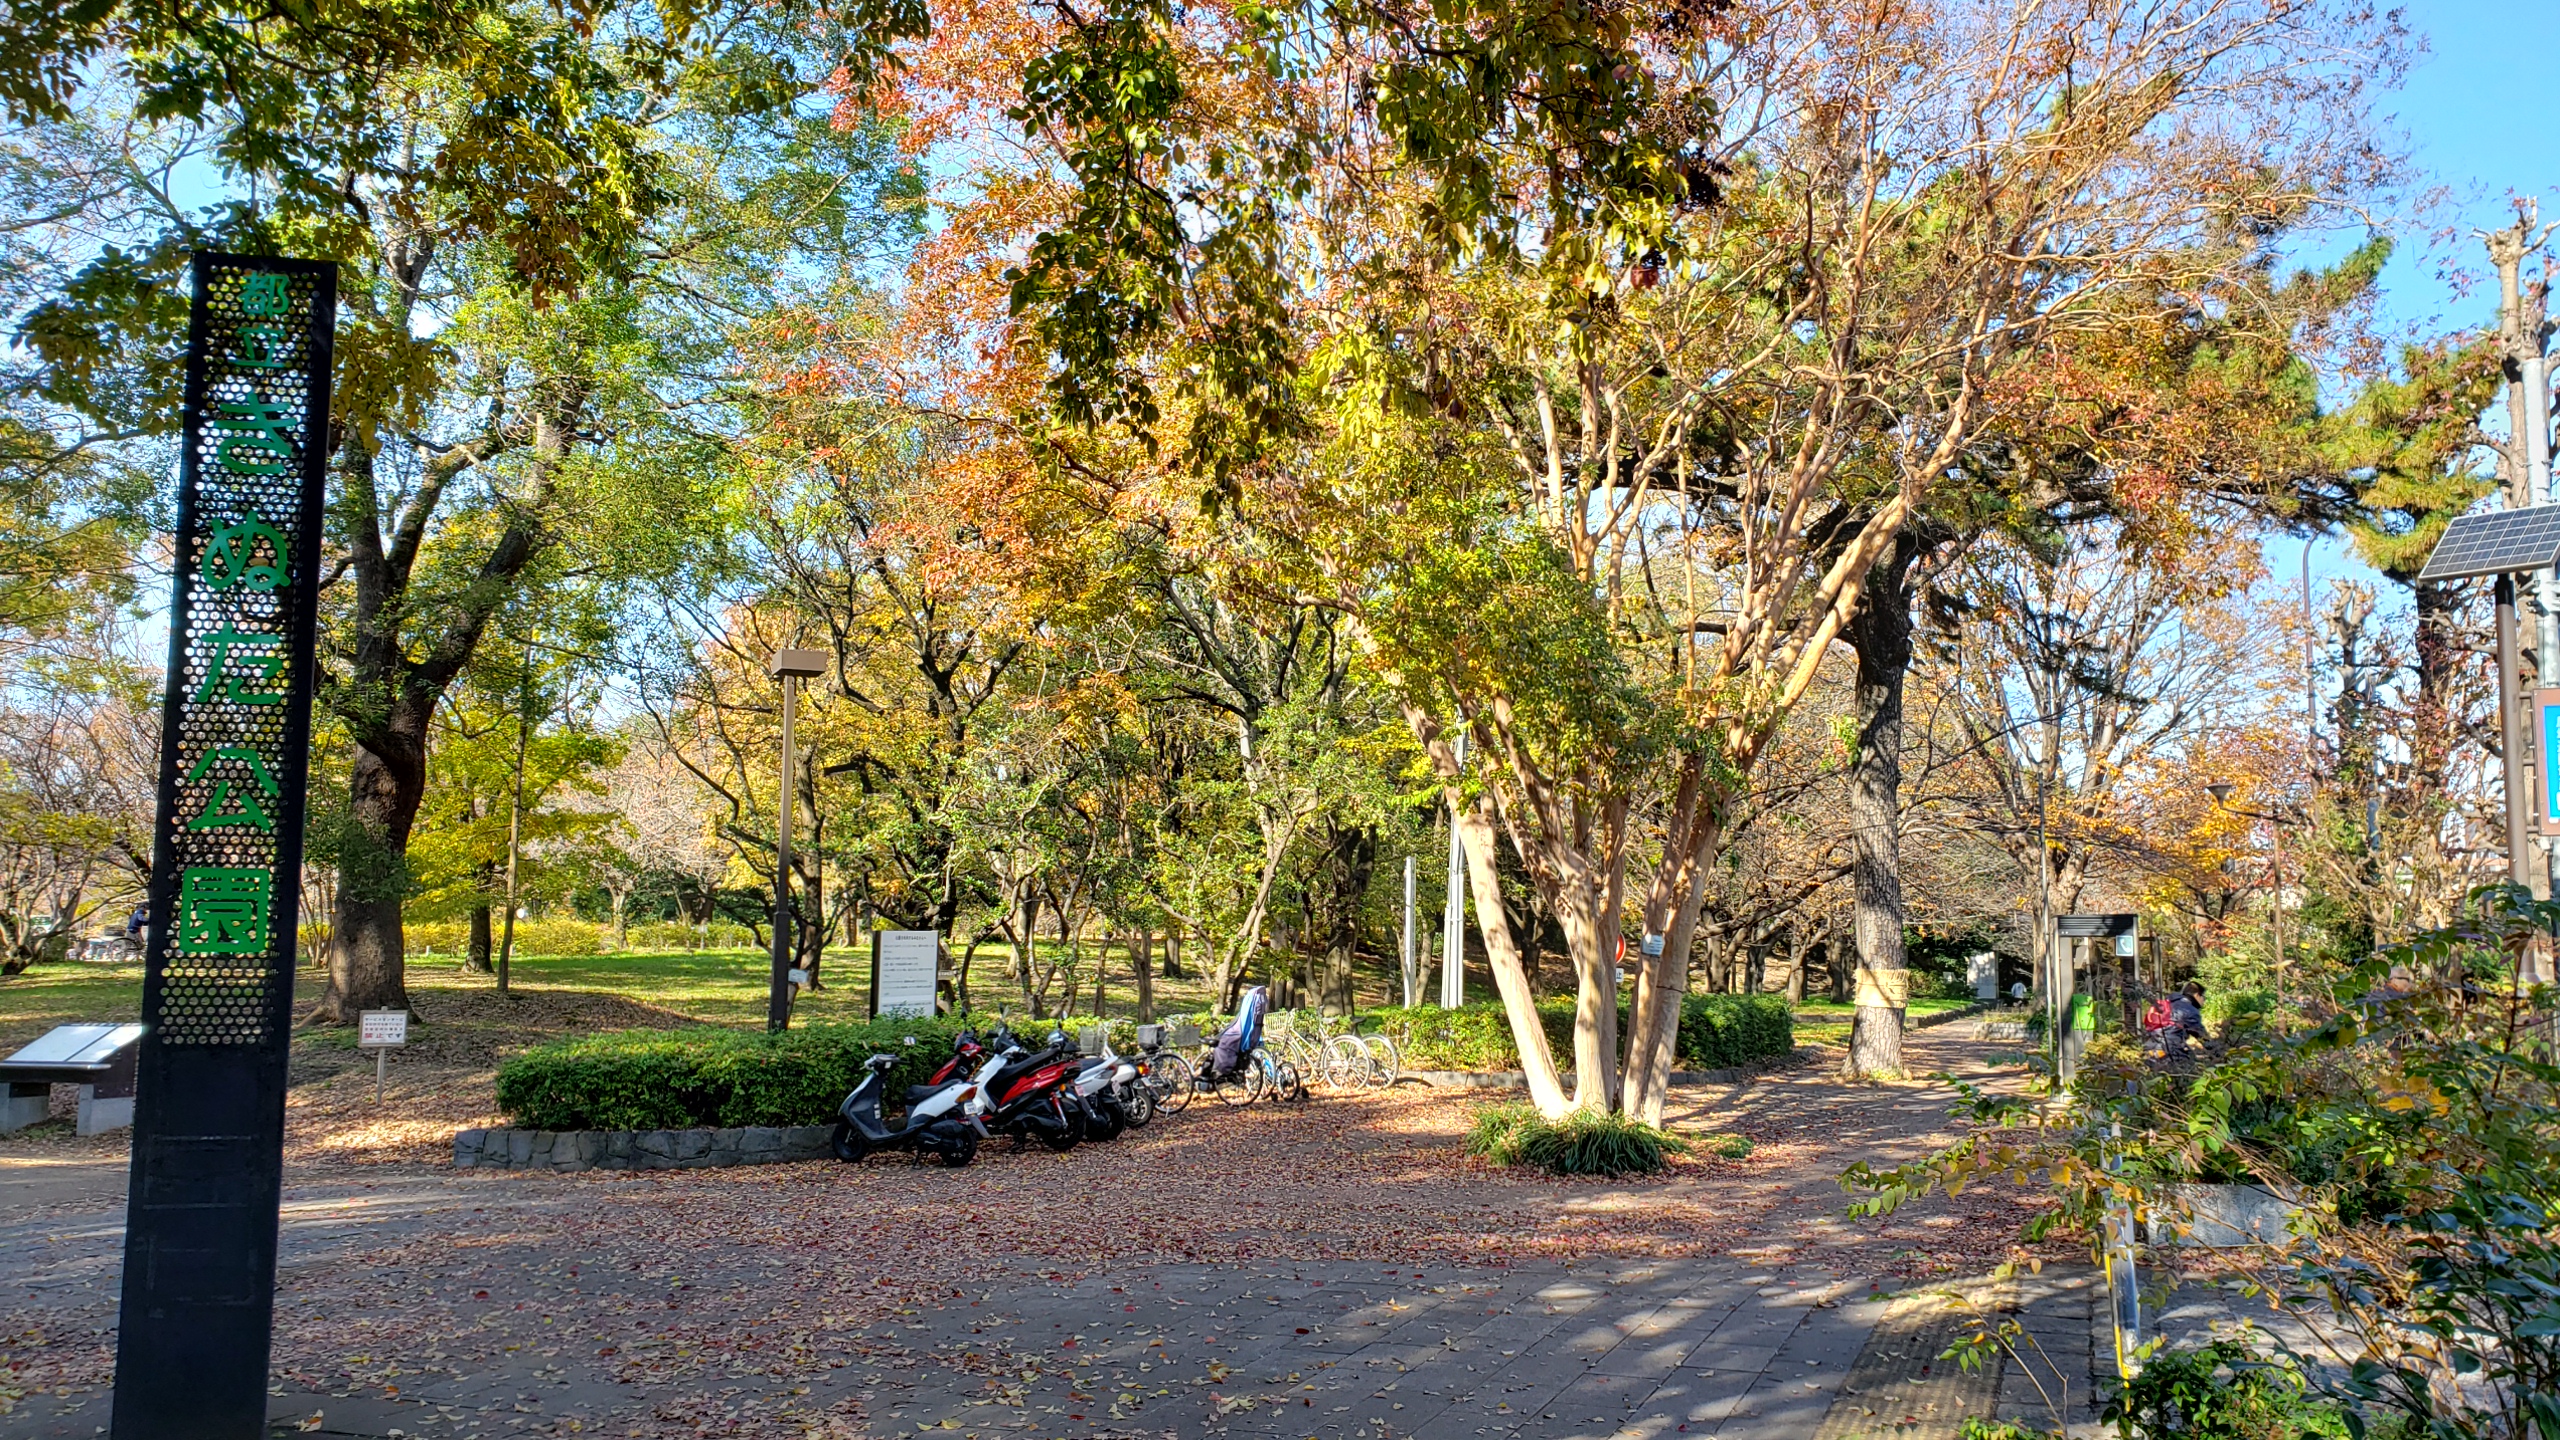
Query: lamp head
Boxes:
[
  {"xmin": 2206, "ymin": 782, "xmax": 2235, "ymax": 805},
  {"xmin": 767, "ymin": 647, "xmax": 828, "ymax": 680}
]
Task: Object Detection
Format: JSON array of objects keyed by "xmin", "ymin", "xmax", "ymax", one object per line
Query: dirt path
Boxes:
[{"xmin": 0, "ymin": 1029, "xmax": 2057, "ymax": 1438}]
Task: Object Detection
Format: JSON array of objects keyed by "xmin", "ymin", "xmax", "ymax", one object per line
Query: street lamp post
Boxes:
[
  {"xmin": 2206, "ymin": 782, "xmax": 2287, "ymax": 995},
  {"xmin": 768, "ymin": 648, "xmax": 829, "ymax": 1032}
]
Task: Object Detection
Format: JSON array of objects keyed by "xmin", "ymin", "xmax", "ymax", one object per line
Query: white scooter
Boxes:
[{"xmin": 832, "ymin": 1053, "xmax": 984, "ymax": 1166}]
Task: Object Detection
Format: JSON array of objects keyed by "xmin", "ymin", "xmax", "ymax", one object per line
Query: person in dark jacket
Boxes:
[{"xmin": 2164, "ymin": 982, "xmax": 2206, "ymax": 1057}]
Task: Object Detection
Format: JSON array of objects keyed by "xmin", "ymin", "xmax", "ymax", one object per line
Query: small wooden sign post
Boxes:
[{"xmin": 357, "ymin": 1009, "xmax": 408, "ymax": 1102}]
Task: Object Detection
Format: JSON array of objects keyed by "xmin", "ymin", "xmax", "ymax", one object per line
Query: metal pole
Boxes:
[
  {"xmin": 2270, "ymin": 812, "xmax": 2287, "ymax": 1000},
  {"xmin": 1402, "ymin": 855, "xmax": 1417, "ymax": 1007},
  {"xmin": 1442, "ymin": 733, "xmax": 1467, "ymax": 1009},
  {"xmin": 768, "ymin": 672, "xmax": 797, "ymax": 1032},
  {"xmin": 2037, "ymin": 747, "xmax": 2054, "ymax": 1061},
  {"xmin": 2500, "ymin": 576, "xmax": 2536, "ymax": 887}
]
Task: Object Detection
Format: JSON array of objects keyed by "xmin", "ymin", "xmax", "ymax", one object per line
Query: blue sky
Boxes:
[
  {"xmin": 2369, "ymin": 0, "xmax": 2560, "ymax": 337},
  {"xmin": 2291, "ymin": 0, "xmax": 2560, "ymax": 597}
]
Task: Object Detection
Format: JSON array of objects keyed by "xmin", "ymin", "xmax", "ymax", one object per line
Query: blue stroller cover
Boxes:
[{"xmin": 1212, "ymin": 986, "xmax": 1268, "ymax": 1077}]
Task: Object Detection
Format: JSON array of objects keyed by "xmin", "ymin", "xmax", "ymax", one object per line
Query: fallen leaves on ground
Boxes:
[{"xmin": 6, "ymin": 1030, "xmax": 2052, "ymax": 1437}]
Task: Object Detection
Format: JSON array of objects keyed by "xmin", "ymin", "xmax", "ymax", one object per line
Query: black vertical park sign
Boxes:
[{"xmin": 113, "ymin": 253, "xmax": 336, "ymax": 1440}]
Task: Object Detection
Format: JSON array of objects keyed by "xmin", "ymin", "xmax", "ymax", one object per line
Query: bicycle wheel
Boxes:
[
  {"xmin": 1274, "ymin": 1059, "xmax": 1309, "ymax": 1103},
  {"xmin": 1362, "ymin": 1034, "xmax": 1402, "ymax": 1088},
  {"xmin": 1325, "ymin": 1034, "xmax": 1372, "ymax": 1090},
  {"xmin": 1238, "ymin": 1051, "xmax": 1272, "ymax": 1105},
  {"xmin": 1150, "ymin": 1052, "xmax": 1195, "ymax": 1114},
  {"xmin": 1282, "ymin": 1033, "xmax": 1322, "ymax": 1086}
]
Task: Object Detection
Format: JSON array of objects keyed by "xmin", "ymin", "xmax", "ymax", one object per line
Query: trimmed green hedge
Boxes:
[
  {"xmin": 1364, "ymin": 993, "xmax": 1792, "ymax": 1072},
  {"xmin": 492, "ymin": 995, "xmax": 1792, "ymax": 1131},
  {"xmin": 493, "ymin": 1016, "xmax": 977, "ymax": 1131}
]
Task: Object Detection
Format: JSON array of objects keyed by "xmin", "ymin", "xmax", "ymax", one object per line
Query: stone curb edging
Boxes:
[
  {"xmin": 1912, "ymin": 1000, "xmax": 1998, "ymax": 1030},
  {"xmin": 454, "ymin": 1123, "xmax": 834, "ymax": 1172}
]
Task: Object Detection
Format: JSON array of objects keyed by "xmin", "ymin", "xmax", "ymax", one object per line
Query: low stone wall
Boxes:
[
  {"xmin": 2155, "ymin": 1183, "xmax": 2303, "ymax": 1248},
  {"xmin": 454, "ymin": 1123, "xmax": 834, "ymax": 1173}
]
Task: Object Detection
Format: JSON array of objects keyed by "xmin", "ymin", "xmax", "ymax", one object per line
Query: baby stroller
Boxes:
[
  {"xmin": 1207, "ymin": 985, "xmax": 1269, "ymax": 1081},
  {"xmin": 1199, "ymin": 985, "xmax": 1304, "ymax": 1104}
]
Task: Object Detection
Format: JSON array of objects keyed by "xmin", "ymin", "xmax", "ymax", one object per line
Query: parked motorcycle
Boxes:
[
  {"xmin": 963, "ymin": 1028, "xmax": 1087, "ymax": 1151},
  {"xmin": 833, "ymin": 1053, "xmax": 981, "ymax": 1166},
  {"xmin": 1073, "ymin": 1038, "xmax": 1147, "ymax": 1133}
]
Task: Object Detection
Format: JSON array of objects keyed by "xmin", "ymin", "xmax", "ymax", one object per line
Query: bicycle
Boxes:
[
  {"xmin": 1275, "ymin": 1009, "xmax": 1384, "ymax": 1091},
  {"xmin": 1271, "ymin": 1011, "xmax": 1357, "ymax": 1092},
  {"xmin": 1133, "ymin": 1024, "xmax": 1196, "ymax": 1116},
  {"xmin": 1202, "ymin": 1044, "xmax": 1306, "ymax": 1106},
  {"xmin": 1351, "ymin": 1021, "xmax": 1402, "ymax": 1089},
  {"xmin": 1290, "ymin": 1009, "xmax": 1402, "ymax": 1090}
]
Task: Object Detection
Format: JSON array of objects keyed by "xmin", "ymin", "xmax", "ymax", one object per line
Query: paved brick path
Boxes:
[{"xmin": 0, "ymin": 1030, "xmax": 2101, "ymax": 1439}]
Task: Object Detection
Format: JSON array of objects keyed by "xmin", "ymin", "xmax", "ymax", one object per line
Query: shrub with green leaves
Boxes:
[
  {"xmin": 1852, "ymin": 888, "xmax": 2560, "ymax": 1440},
  {"xmin": 2100, "ymin": 1341, "xmax": 2347, "ymax": 1440},
  {"xmin": 1464, "ymin": 1102, "xmax": 1688, "ymax": 1176},
  {"xmin": 405, "ymin": 917, "xmax": 606, "ymax": 958},
  {"xmin": 494, "ymin": 1016, "xmax": 978, "ymax": 1130}
]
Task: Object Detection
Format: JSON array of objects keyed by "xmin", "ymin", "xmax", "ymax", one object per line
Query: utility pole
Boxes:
[
  {"xmin": 2488, "ymin": 209, "xmax": 2560, "ymax": 907},
  {"xmin": 2498, "ymin": 576, "xmax": 2535, "ymax": 888}
]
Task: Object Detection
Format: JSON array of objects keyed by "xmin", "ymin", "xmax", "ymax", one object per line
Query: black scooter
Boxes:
[{"xmin": 834, "ymin": 1054, "xmax": 981, "ymax": 1166}]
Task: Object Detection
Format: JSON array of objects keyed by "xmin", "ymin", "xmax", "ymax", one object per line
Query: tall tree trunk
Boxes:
[
  {"xmin": 799, "ymin": 820, "xmax": 825, "ymax": 990},
  {"xmin": 462, "ymin": 812, "xmax": 494, "ymax": 972},
  {"xmin": 1624, "ymin": 783, "xmax": 1720, "ymax": 1125},
  {"xmin": 1010, "ymin": 885, "xmax": 1041, "ymax": 1018},
  {"xmin": 1451, "ymin": 792, "xmax": 1570, "ymax": 1115},
  {"xmin": 1316, "ymin": 822, "xmax": 1376, "ymax": 1014},
  {"xmin": 2407, "ymin": 578, "xmax": 2458, "ymax": 929},
  {"xmin": 1785, "ymin": 922, "xmax": 1807, "ymax": 1004},
  {"xmin": 1160, "ymin": 927, "xmax": 1185, "ymax": 980},
  {"xmin": 1398, "ymin": 693, "xmax": 1569, "ymax": 1114},
  {"xmin": 320, "ymin": 719, "xmax": 428, "ymax": 1019},
  {"xmin": 1843, "ymin": 539, "xmax": 1917, "ymax": 1080},
  {"xmin": 957, "ymin": 932, "xmax": 982, "ymax": 1013},
  {"xmin": 314, "ymin": 392, "xmax": 575, "ymax": 1023},
  {"xmin": 1134, "ymin": 929, "xmax": 1155, "ymax": 1023}
]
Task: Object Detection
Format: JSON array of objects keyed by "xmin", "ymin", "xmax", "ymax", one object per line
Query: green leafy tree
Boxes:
[{"xmin": 14, "ymin": 1, "xmax": 926, "ymax": 1018}]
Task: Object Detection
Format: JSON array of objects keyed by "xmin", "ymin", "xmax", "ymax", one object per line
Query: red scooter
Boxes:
[{"xmin": 962, "ymin": 1027, "xmax": 1088, "ymax": 1151}]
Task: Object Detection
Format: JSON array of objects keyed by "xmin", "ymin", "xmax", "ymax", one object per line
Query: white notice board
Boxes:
[
  {"xmin": 358, "ymin": 1010, "xmax": 408, "ymax": 1047},
  {"xmin": 872, "ymin": 930, "xmax": 940, "ymax": 1017}
]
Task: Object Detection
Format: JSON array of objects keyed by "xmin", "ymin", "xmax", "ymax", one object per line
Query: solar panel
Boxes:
[{"xmin": 2416, "ymin": 507, "xmax": 2560, "ymax": 582}]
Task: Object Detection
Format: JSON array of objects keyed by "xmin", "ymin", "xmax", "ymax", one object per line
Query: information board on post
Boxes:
[
  {"xmin": 870, "ymin": 930, "xmax": 940, "ymax": 1017},
  {"xmin": 2539, "ymin": 688, "xmax": 2560, "ymax": 832},
  {"xmin": 358, "ymin": 1009, "xmax": 407, "ymax": 1102},
  {"xmin": 114, "ymin": 253, "xmax": 336, "ymax": 1440}
]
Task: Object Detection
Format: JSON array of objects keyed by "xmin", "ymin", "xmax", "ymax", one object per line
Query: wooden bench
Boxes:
[{"xmin": 1, "ymin": 1022, "xmax": 143, "ymax": 1136}]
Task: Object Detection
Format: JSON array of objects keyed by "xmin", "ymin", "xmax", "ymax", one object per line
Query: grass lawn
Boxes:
[
  {"xmin": 0, "ymin": 935, "xmax": 1413, "ymax": 1060},
  {"xmin": 1789, "ymin": 995, "xmax": 1982, "ymax": 1048}
]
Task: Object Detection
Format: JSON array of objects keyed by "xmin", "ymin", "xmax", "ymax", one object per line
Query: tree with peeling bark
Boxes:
[{"xmin": 918, "ymin": 0, "xmax": 2413, "ymax": 1114}]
